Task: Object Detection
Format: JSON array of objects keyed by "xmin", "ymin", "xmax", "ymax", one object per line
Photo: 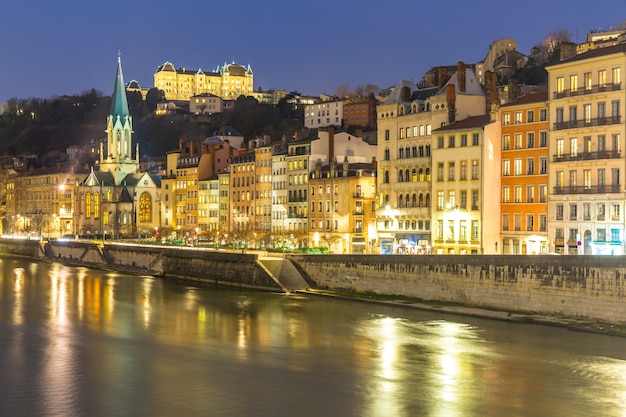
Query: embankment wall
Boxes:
[
  {"xmin": 290, "ymin": 254, "xmax": 626, "ymax": 324},
  {"xmin": 0, "ymin": 239, "xmax": 281, "ymax": 291},
  {"xmin": 4, "ymin": 239, "xmax": 626, "ymax": 324}
]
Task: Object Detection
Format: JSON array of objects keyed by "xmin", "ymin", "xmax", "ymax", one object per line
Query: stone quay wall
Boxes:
[
  {"xmin": 3, "ymin": 239, "xmax": 626, "ymax": 324},
  {"xmin": 290, "ymin": 254, "xmax": 626, "ymax": 324},
  {"xmin": 0, "ymin": 239, "xmax": 282, "ymax": 291}
]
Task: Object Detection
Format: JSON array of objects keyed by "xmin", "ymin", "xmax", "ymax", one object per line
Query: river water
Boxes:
[{"xmin": 1, "ymin": 255, "xmax": 626, "ymax": 417}]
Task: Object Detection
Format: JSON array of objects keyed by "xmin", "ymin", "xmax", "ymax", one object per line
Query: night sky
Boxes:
[{"xmin": 1, "ymin": 0, "xmax": 625, "ymax": 103}]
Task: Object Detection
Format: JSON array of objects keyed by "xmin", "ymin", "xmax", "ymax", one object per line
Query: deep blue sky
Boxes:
[{"xmin": 1, "ymin": 0, "xmax": 624, "ymax": 103}]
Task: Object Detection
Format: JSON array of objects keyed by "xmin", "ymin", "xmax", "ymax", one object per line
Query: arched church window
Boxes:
[
  {"xmin": 85, "ymin": 193, "xmax": 91, "ymax": 219},
  {"xmin": 139, "ymin": 192, "xmax": 152, "ymax": 222},
  {"xmin": 94, "ymin": 193, "xmax": 100, "ymax": 219}
]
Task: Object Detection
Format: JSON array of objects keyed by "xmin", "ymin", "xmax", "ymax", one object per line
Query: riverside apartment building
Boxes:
[{"xmin": 546, "ymin": 43, "xmax": 626, "ymax": 255}]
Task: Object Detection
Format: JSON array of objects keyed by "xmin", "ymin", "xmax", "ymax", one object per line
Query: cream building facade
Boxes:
[
  {"xmin": 431, "ymin": 115, "xmax": 501, "ymax": 254},
  {"xmin": 376, "ymin": 63, "xmax": 489, "ymax": 254},
  {"xmin": 546, "ymin": 43, "xmax": 626, "ymax": 255},
  {"xmin": 305, "ymin": 100, "xmax": 344, "ymax": 129}
]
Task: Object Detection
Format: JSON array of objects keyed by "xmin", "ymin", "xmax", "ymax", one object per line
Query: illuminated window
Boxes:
[
  {"xmin": 556, "ymin": 77, "xmax": 564, "ymax": 93},
  {"xmin": 139, "ymin": 192, "xmax": 152, "ymax": 222},
  {"xmin": 584, "ymin": 72, "xmax": 592, "ymax": 90},
  {"xmin": 94, "ymin": 193, "xmax": 100, "ymax": 219},
  {"xmin": 570, "ymin": 74, "xmax": 578, "ymax": 92},
  {"xmin": 598, "ymin": 70, "xmax": 607, "ymax": 87},
  {"xmin": 613, "ymin": 67, "xmax": 621, "ymax": 85},
  {"xmin": 85, "ymin": 193, "xmax": 91, "ymax": 219}
]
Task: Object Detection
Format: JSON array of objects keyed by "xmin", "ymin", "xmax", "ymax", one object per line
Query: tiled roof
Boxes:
[
  {"xmin": 432, "ymin": 115, "xmax": 492, "ymax": 132},
  {"xmin": 500, "ymin": 91, "xmax": 549, "ymax": 107},
  {"xmin": 548, "ymin": 43, "xmax": 626, "ymax": 67}
]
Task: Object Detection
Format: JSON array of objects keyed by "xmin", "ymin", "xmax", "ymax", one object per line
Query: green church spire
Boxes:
[{"xmin": 110, "ymin": 52, "xmax": 130, "ymax": 120}]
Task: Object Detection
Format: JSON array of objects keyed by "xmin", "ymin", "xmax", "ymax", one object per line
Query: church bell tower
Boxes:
[{"xmin": 99, "ymin": 54, "xmax": 140, "ymax": 185}]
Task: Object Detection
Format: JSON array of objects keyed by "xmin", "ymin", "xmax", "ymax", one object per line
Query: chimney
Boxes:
[
  {"xmin": 508, "ymin": 78, "xmax": 520, "ymax": 102},
  {"xmin": 315, "ymin": 159, "xmax": 322, "ymax": 178},
  {"xmin": 343, "ymin": 156, "xmax": 349, "ymax": 177},
  {"xmin": 437, "ymin": 67, "xmax": 449, "ymax": 89},
  {"xmin": 179, "ymin": 137, "xmax": 186, "ymax": 150},
  {"xmin": 328, "ymin": 126, "xmax": 335, "ymax": 162},
  {"xmin": 457, "ymin": 61, "xmax": 467, "ymax": 93},
  {"xmin": 446, "ymin": 85, "xmax": 456, "ymax": 124},
  {"xmin": 355, "ymin": 128, "xmax": 363, "ymax": 138},
  {"xmin": 330, "ymin": 157, "xmax": 337, "ymax": 177},
  {"xmin": 401, "ymin": 86, "xmax": 411, "ymax": 102},
  {"xmin": 485, "ymin": 71, "xmax": 499, "ymax": 114}
]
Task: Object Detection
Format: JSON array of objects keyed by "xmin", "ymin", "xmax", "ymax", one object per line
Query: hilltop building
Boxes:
[{"xmin": 154, "ymin": 61, "xmax": 253, "ymax": 101}]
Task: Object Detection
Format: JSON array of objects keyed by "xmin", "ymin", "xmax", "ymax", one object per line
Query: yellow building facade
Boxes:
[
  {"xmin": 309, "ymin": 160, "xmax": 377, "ymax": 254},
  {"xmin": 154, "ymin": 61, "xmax": 253, "ymax": 101}
]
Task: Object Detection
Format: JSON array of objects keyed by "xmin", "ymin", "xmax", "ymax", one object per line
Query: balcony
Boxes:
[
  {"xmin": 353, "ymin": 209, "xmax": 364, "ymax": 215},
  {"xmin": 553, "ymin": 116, "xmax": 621, "ymax": 131},
  {"xmin": 353, "ymin": 227, "xmax": 364, "ymax": 233},
  {"xmin": 553, "ymin": 82, "xmax": 621, "ymax": 99},
  {"xmin": 552, "ymin": 150, "xmax": 621, "ymax": 162},
  {"xmin": 553, "ymin": 184, "xmax": 621, "ymax": 195},
  {"xmin": 353, "ymin": 192, "xmax": 363, "ymax": 198},
  {"xmin": 288, "ymin": 196, "xmax": 307, "ymax": 202}
]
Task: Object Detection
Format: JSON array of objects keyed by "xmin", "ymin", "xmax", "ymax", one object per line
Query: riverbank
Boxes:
[
  {"xmin": 3, "ymin": 238, "xmax": 626, "ymax": 333},
  {"xmin": 301, "ymin": 288, "xmax": 626, "ymax": 338}
]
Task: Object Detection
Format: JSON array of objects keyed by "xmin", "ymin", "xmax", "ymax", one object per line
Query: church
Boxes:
[{"xmin": 78, "ymin": 56, "xmax": 161, "ymax": 238}]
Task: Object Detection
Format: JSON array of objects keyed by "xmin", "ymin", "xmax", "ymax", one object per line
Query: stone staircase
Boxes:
[{"xmin": 258, "ymin": 258, "xmax": 309, "ymax": 292}]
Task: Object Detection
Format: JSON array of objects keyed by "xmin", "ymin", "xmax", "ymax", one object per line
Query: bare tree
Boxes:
[
  {"xmin": 353, "ymin": 84, "xmax": 365, "ymax": 98},
  {"xmin": 320, "ymin": 233, "xmax": 344, "ymax": 253},
  {"xmin": 535, "ymin": 28, "xmax": 574, "ymax": 63},
  {"xmin": 363, "ymin": 83, "xmax": 380, "ymax": 97},
  {"xmin": 334, "ymin": 82, "xmax": 351, "ymax": 99}
]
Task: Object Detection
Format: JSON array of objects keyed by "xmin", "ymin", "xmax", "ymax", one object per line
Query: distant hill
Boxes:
[{"xmin": 0, "ymin": 91, "xmax": 304, "ymax": 167}]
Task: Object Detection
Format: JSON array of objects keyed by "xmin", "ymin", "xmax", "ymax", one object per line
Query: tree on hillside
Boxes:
[
  {"xmin": 145, "ymin": 88, "xmax": 165, "ymax": 111},
  {"xmin": 334, "ymin": 82, "xmax": 350, "ymax": 99},
  {"xmin": 126, "ymin": 90, "xmax": 145, "ymax": 118},
  {"xmin": 535, "ymin": 28, "xmax": 573, "ymax": 64}
]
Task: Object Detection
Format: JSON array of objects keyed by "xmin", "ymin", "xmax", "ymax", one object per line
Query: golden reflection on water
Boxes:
[
  {"xmin": 12, "ymin": 267, "xmax": 24, "ymax": 326},
  {"xmin": 42, "ymin": 264, "xmax": 77, "ymax": 417},
  {"xmin": 140, "ymin": 278, "xmax": 154, "ymax": 329},
  {"xmin": 4, "ymin": 258, "xmax": 626, "ymax": 416}
]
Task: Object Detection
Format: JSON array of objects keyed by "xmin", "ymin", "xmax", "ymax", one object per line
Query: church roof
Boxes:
[
  {"xmin": 110, "ymin": 56, "xmax": 130, "ymax": 120},
  {"xmin": 119, "ymin": 186, "xmax": 133, "ymax": 203}
]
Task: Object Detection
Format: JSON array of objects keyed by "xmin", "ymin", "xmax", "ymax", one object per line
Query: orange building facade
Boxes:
[{"xmin": 499, "ymin": 92, "xmax": 549, "ymax": 254}]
